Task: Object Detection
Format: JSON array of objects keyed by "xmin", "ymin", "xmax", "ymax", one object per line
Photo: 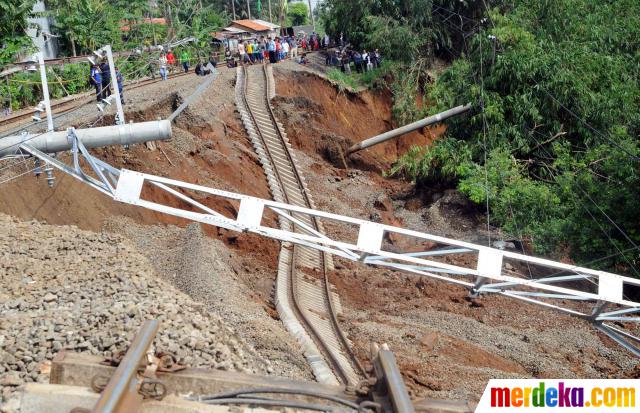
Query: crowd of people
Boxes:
[
  {"xmin": 330, "ymin": 48, "xmax": 382, "ymax": 74},
  {"xmin": 80, "ymin": 32, "xmax": 375, "ymax": 112},
  {"xmin": 226, "ymin": 32, "xmax": 329, "ymax": 67}
]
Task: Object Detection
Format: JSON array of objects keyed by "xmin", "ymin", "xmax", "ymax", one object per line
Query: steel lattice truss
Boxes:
[{"xmin": 18, "ymin": 129, "xmax": 640, "ymax": 357}]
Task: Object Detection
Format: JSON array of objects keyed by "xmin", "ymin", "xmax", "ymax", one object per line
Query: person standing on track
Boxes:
[
  {"xmin": 90, "ymin": 64, "xmax": 102, "ymax": 102},
  {"xmin": 247, "ymin": 41, "xmax": 254, "ymax": 63},
  {"xmin": 238, "ymin": 41, "xmax": 246, "ymax": 66},
  {"xmin": 268, "ymin": 37, "xmax": 276, "ymax": 64},
  {"xmin": 159, "ymin": 52, "xmax": 168, "ymax": 80},
  {"xmin": 99, "ymin": 61, "xmax": 111, "ymax": 100},
  {"xmin": 275, "ymin": 38, "xmax": 281, "ymax": 62},
  {"xmin": 180, "ymin": 50, "xmax": 190, "ymax": 72},
  {"xmin": 167, "ymin": 50, "xmax": 176, "ymax": 71},
  {"xmin": 253, "ymin": 39, "xmax": 260, "ymax": 63}
]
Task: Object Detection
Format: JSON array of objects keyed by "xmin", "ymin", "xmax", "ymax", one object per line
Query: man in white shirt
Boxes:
[{"xmin": 238, "ymin": 41, "xmax": 246, "ymax": 65}]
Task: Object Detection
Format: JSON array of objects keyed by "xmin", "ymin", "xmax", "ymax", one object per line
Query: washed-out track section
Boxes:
[{"xmin": 235, "ymin": 64, "xmax": 365, "ymax": 386}]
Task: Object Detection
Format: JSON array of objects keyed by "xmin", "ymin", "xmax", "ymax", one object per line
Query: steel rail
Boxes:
[
  {"xmin": 240, "ymin": 64, "xmax": 365, "ymax": 385},
  {"xmin": 260, "ymin": 65, "xmax": 367, "ymax": 381},
  {"xmin": 92, "ymin": 319, "xmax": 160, "ymax": 413},
  {"xmin": 0, "ymin": 72, "xmax": 190, "ymax": 129}
]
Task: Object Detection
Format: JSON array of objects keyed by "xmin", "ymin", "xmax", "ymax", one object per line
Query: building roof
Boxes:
[
  {"xmin": 120, "ymin": 17, "xmax": 166, "ymax": 32},
  {"xmin": 253, "ymin": 19, "xmax": 280, "ymax": 29},
  {"xmin": 223, "ymin": 26, "xmax": 250, "ymax": 34},
  {"xmin": 230, "ymin": 19, "xmax": 279, "ymax": 32}
]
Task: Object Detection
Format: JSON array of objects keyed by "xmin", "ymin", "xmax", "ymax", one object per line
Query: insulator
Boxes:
[{"xmin": 44, "ymin": 164, "xmax": 55, "ymax": 188}]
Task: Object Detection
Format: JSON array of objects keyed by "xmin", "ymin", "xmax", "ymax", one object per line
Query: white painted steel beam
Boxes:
[{"xmin": 20, "ymin": 143, "xmax": 640, "ymax": 357}]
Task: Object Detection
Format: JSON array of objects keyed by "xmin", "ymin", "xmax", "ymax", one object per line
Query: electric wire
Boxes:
[
  {"xmin": 434, "ymin": 4, "xmax": 639, "ymax": 281},
  {"xmin": 478, "ymin": 32, "xmax": 491, "ymax": 246},
  {"xmin": 0, "ymin": 162, "xmax": 39, "ymax": 185},
  {"xmin": 522, "ymin": 124, "xmax": 640, "ymax": 277},
  {"xmin": 194, "ymin": 387, "xmax": 361, "ymax": 410},
  {"xmin": 537, "ymin": 85, "xmax": 640, "ymax": 162},
  {"xmin": 522, "ymin": 123, "xmax": 640, "ymax": 257},
  {"xmin": 199, "ymin": 398, "xmax": 339, "ymax": 412}
]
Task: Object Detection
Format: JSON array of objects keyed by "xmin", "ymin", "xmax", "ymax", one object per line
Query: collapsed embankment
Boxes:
[
  {"xmin": 1, "ymin": 61, "xmax": 637, "ymax": 407},
  {"xmin": 270, "ymin": 62, "xmax": 639, "ymax": 399},
  {"xmin": 272, "ymin": 68, "xmax": 445, "ymax": 173}
]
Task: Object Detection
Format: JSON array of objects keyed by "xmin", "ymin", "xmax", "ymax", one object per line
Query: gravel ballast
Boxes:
[{"xmin": 0, "ymin": 213, "xmax": 268, "ymax": 409}]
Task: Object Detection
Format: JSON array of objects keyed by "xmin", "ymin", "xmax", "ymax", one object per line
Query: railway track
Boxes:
[
  {"xmin": 235, "ymin": 64, "xmax": 366, "ymax": 387},
  {"xmin": 0, "ymin": 72, "xmax": 191, "ymax": 129}
]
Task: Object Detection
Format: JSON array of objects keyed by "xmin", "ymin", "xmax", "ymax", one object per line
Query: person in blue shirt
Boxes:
[
  {"xmin": 90, "ymin": 64, "xmax": 102, "ymax": 102},
  {"xmin": 99, "ymin": 62, "xmax": 111, "ymax": 100}
]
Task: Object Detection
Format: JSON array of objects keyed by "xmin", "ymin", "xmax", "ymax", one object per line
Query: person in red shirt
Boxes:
[
  {"xmin": 275, "ymin": 38, "xmax": 281, "ymax": 62},
  {"xmin": 167, "ymin": 50, "xmax": 176, "ymax": 67}
]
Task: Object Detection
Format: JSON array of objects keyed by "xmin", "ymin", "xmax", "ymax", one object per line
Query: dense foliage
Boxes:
[
  {"xmin": 287, "ymin": 2, "xmax": 309, "ymax": 26},
  {"xmin": 391, "ymin": 0, "xmax": 640, "ymax": 273},
  {"xmin": 0, "ymin": 0, "xmax": 37, "ymax": 67}
]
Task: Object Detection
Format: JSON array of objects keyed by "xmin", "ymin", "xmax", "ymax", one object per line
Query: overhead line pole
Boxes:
[
  {"xmin": 346, "ymin": 104, "xmax": 472, "ymax": 154},
  {"xmin": 36, "ymin": 52, "xmax": 54, "ymax": 132}
]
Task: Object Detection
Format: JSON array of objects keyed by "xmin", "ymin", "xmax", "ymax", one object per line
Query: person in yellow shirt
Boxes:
[{"xmin": 247, "ymin": 41, "xmax": 254, "ymax": 63}]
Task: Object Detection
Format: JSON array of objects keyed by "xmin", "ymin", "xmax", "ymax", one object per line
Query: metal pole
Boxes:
[
  {"xmin": 103, "ymin": 45, "xmax": 125, "ymax": 125},
  {"xmin": 246, "ymin": 0, "xmax": 251, "ymax": 19},
  {"xmin": 232, "ymin": 0, "xmax": 236, "ymax": 20},
  {"xmin": 346, "ymin": 104, "xmax": 472, "ymax": 154},
  {"xmin": 37, "ymin": 52, "xmax": 54, "ymax": 132},
  {"xmin": 0, "ymin": 120, "xmax": 172, "ymax": 157},
  {"xmin": 268, "ymin": 0, "xmax": 272, "ymax": 22},
  {"xmin": 92, "ymin": 319, "xmax": 160, "ymax": 413}
]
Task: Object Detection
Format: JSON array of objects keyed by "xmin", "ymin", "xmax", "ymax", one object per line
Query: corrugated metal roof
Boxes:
[
  {"xmin": 253, "ymin": 19, "xmax": 280, "ymax": 29},
  {"xmin": 223, "ymin": 26, "xmax": 249, "ymax": 33},
  {"xmin": 231, "ymin": 19, "xmax": 274, "ymax": 32}
]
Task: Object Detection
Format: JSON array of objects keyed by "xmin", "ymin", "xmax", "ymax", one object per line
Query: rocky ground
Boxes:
[
  {"xmin": 1, "ymin": 54, "xmax": 639, "ymax": 412},
  {"xmin": 0, "ymin": 213, "xmax": 267, "ymax": 410},
  {"xmin": 0, "ymin": 65, "xmax": 313, "ymax": 413}
]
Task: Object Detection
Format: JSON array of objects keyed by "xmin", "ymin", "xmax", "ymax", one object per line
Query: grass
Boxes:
[{"xmin": 326, "ymin": 60, "xmax": 398, "ymax": 92}]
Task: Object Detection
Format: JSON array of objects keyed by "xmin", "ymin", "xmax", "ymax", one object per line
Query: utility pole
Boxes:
[
  {"xmin": 102, "ymin": 45, "xmax": 125, "ymax": 125},
  {"xmin": 36, "ymin": 52, "xmax": 53, "ymax": 132},
  {"xmin": 231, "ymin": 0, "xmax": 236, "ymax": 20},
  {"xmin": 308, "ymin": 0, "xmax": 315, "ymax": 27},
  {"xmin": 268, "ymin": 0, "xmax": 272, "ymax": 22},
  {"xmin": 246, "ymin": 0, "xmax": 251, "ymax": 19}
]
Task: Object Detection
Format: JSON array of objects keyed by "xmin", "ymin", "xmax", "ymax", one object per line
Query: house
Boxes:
[
  {"xmin": 226, "ymin": 19, "xmax": 280, "ymax": 40},
  {"xmin": 213, "ymin": 19, "xmax": 280, "ymax": 53}
]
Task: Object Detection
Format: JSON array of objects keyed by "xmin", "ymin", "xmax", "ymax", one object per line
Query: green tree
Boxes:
[
  {"xmin": 287, "ymin": 2, "xmax": 309, "ymax": 26},
  {"xmin": 0, "ymin": 0, "xmax": 37, "ymax": 68},
  {"xmin": 392, "ymin": 0, "xmax": 640, "ymax": 272},
  {"xmin": 47, "ymin": 0, "xmax": 122, "ymax": 56}
]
